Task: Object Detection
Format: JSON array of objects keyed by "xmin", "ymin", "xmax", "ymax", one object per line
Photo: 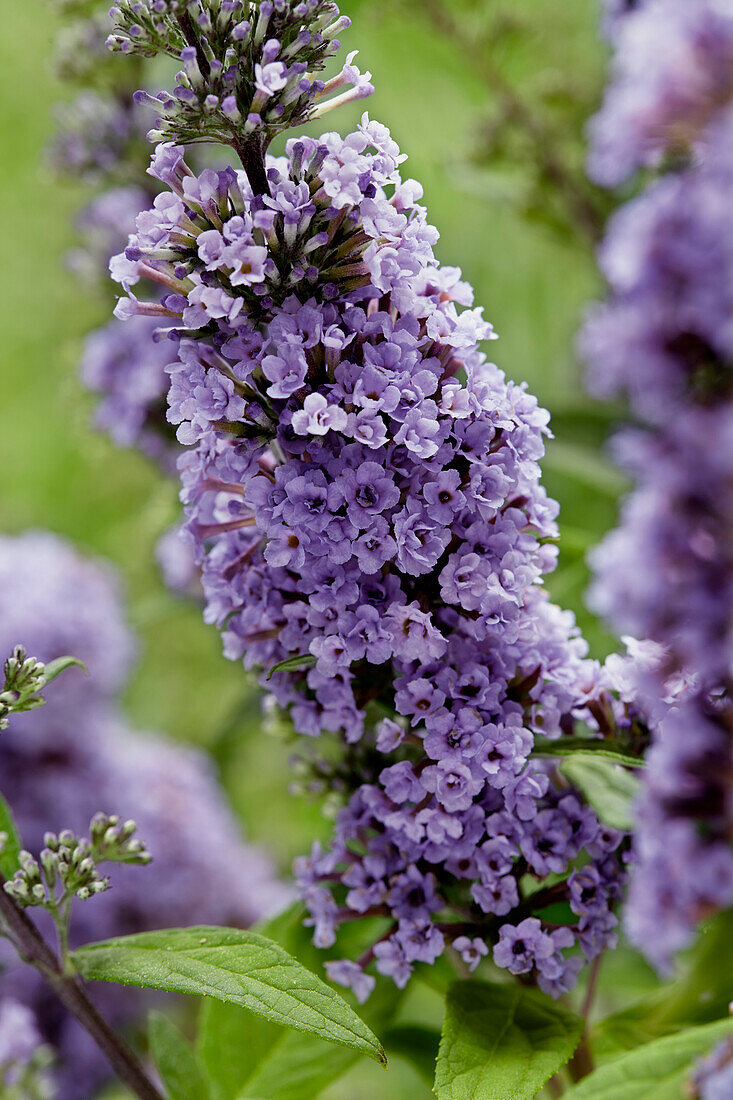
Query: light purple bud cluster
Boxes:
[
  {"xmin": 0, "ymin": 532, "xmax": 286, "ymax": 1099},
  {"xmin": 106, "ymin": 1, "xmax": 372, "ymax": 150},
  {"xmin": 109, "ymin": 109, "xmax": 634, "ymax": 1000},
  {"xmin": 583, "ymin": 0, "xmax": 733, "ymax": 969},
  {"xmin": 588, "ymin": 0, "xmax": 733, "ymax": 186}
]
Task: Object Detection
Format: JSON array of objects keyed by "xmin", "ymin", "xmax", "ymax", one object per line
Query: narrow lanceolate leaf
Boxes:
[
  {"xmin": 148, "ymin": 1012, "xmax": 212, "ymax": 1100},
  {"xmin": 559, "ymin": 756, "xmax": 641, "ymax": 831},
  {"xmin": 434, "ymin": 981, "xmax": 584, "ymax": 1100},
  {"xmin": 72, "ymin": 927, "xmax": 385, "ymax": 1067},
  {"xmin": 40, "ymin": 655, "xmax": 86, "ymax": 686},
  {"xmin": 532, "ymin": 738, "xmax": 644, "ymax": 768},
  {"xmin": 266, "ymin": 654, "xmax": 316, "ymax": 680},
  {"xmin": 0, "ymin": 793, "xmax": 21, "ymax": 879},
  {"xmin": 563, "ymin": 1018, "xmax": 733, "ymax": 1099}
]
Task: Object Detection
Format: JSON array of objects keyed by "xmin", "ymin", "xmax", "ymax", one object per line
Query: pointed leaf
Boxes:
[
  {"xmin": 559, "ymin": 757, "xmax": 641, "ymax": 831},
  {"xmin": 266, "ymin": 654, "xmax": 316, "ymax": 680},
  {"xmin": 72, "ymin": 927, "xmax": 385, "ymax": 1066},
  {"xmin": 532, "ymin": 738, "xmax": 644, "ymax": 768},
  {"xmin": 435, "ymin": 980, "xmax": 584, "ymax": 1099},
  {"xmin": 149, "ymin": 1012, "xmax": 211, "ymax": 1100},
  {"xmin": 40, "ymin": 656, "xmax": 86, "ymax": 686},
  {"xmin": 563, "ymin": 1018, "xmax": 733, "ymax": 1099},
  {"xmin": 199, "ymin": 964, "xmax": 403, "ymax": 1100},
  {"xmin": 0, "ymin": 793, "xmax": 21, "ymax": 879}
]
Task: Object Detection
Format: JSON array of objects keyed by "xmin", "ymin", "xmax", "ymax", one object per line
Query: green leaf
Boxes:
[
  {"xmin": 198, "ymin": 963, "xmax": 404, "ymax": 1100},
  {"xmin": 266, "ymin": 654, "xmax": 316, "ymax": 680},
  {"xmin": 559, "ymin": 756, "xmax": 641, "ymax": 831},
  {"xmin": 532, "ymin": 738, "xmax": 644, "ymax": 768},
  {"xmin": 237, "ymin": 1028, "xmax": 361, "ymax": 1100},
  {"xmin": 563, "ymin": 1018, "xmax": 733, "ymax": 1099},
  {"xmin": 383, "ymin": 1025, "xmax": 440, "ymax": 1086},
  {"xmin": 0, "ymin": 793, "xmax": 21, "ymax": 879},
  {"xmin": 72, "ymin": 927, "xmax": 385, "ymax": 1067},
  {"xmin": 148, "ymin": 1012, "xmax": 211, "ymax": 1100},
  {"xmin": 594, "ymin": 911, "xmax": 733, "ymax": 1062},
  {"xmin": 434, "ymin": 980, "xmax": 584, "ymax": 1099},
  {"xmin": 40, "ymin": 655, "xmax": 86, "ymax": 686}
]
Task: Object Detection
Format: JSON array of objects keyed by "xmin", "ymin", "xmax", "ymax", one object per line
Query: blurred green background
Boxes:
[{"xmin": 0, "ymin": 3, "xmax": 649, "ymax": 1095}]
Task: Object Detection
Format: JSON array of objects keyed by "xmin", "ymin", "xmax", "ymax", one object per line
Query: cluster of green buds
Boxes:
[
  {"xmin": 0, "ymin": 649, "xmax": 50, "ymax": 731},
  {"xmin": 0, "ymin": 647, "xmax": 83, "ymax": 731},
  {"xmin": 105, "ymin": 1, "xmax": 372, "ymax": 185},
  {"xmin": 3, "ymin": 815, "xmax": 151, "ymax": 910}
]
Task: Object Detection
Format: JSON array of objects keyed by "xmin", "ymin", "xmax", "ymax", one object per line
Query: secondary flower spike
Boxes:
[{"xmin": 583, "ymin": 0, "xmax": 733, "ymax": 969}]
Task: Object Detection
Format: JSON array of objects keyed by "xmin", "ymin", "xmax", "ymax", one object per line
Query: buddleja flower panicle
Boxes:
[
  {"xmin": 107, "ymin": 1, "xmax": 372, "ymax": 152},
  {"xmin": 583, "ymin": 0, "xmax": 733, "ymax": 970}
]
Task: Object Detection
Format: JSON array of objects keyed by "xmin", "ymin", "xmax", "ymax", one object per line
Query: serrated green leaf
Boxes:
[
  {"xmin": 532, "ymin": 738, "xmax": 644, "ymax": 768},
  {"xmin": 199, "ymin": 958, "xmax": 403, "ymax": 1100},
  {"xmin": 559, "ymin": 757, "xmax": 641, "ymax": 831},
  {"xmin": 266, "ymin": 654, "xmax": 316, "ymax": 680},
  {"xmin": 148, "ymin": 1012, "xmax": 211, "ymax": 1100},
  {"xmin": 40, "ymin": 655, "xmax": 86, "ymax": 686},
  {"xmin": 434, "ymin": 980, "xmax": 584, "ymax": 1099},
  {"xmin": 72, "ymin": 927, "xmax": 385, "ymax": 1067},
  {"xmin": 0, "ymin": 793, "xmax": 21, "ymax": 879},
  {"xmin": 563, "ymin": 1018, "xmax": 733, "ymax": 1099}
]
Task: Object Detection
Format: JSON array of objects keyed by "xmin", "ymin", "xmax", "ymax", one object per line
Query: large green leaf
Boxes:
[
  {"xmin": 0, "ymin": 793, "xmax": 21, "ymax": 879},
  {"xmin": 72, "ymin": 927, "xmax": 385, "ymax": 1066},
  {"xmin": 434, "ymin": 981, "xmax": 584, "ymax": 1099},
  {"xmin": 559, "ymin": 756, "xmax": 641, "ymax": 831},
  {"xmin": 563, "ymin": 1018, "xmax": 733, "ymax": 1099},
  {"xmin": 198, "ymin": 965, "xmax": 403, "ymax": 1100},
  {"xmin": 594, "ymin": 911, "xmax": 733, "ymax": 1062},
  {"xmin": 148, "ymin": 1012, "xmax": 211, "ymax": 1100}
]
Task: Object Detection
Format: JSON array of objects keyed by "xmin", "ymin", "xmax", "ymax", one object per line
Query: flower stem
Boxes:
[{"xmin": 0, "ymin": 874, "xmax": 164, "ymax": 1100}]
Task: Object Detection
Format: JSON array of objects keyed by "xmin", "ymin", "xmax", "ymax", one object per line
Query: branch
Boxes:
[
  {"xmin": 0, "ymin": 874, "xmax": 164, "ymax": 1100},
  {"xmin": 420, "ymin": 0, "xmax": 604, "ymax": 244}
]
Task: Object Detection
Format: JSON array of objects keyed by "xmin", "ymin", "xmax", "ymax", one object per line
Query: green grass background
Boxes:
[{"xmin": 0, "ymin": 3, "xmax": 651, "ymax": 1095}]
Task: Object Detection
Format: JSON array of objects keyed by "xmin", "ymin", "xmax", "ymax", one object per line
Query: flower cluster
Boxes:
[
  {"xmin": 3, "ymin": 815, "xmax": 151, "ymax": 911},
  {"xmin": 588, "ymin": 0, "xmax": 733, "ymax": 186},
  {"xmin": 107, "ymin": 1, "xmax": 372, "ymax": 159},
  {"xmin": 106, "ymin": 71, "xmax": 640, "ymax": 998},
  {"xmin": 583, "ymin": 0, "xmax": 733, "ymax": 968},
  {"xmin": 0, "ymin": 648, "xmax": 50, "ymax": 731},
  {"xmin": 0, "ymin": 532, "xmax": 286, "ymax": 1099},
  {"xmin": 0, "ymin": 1000, "xmax": 55, "ymax": 1099}
]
